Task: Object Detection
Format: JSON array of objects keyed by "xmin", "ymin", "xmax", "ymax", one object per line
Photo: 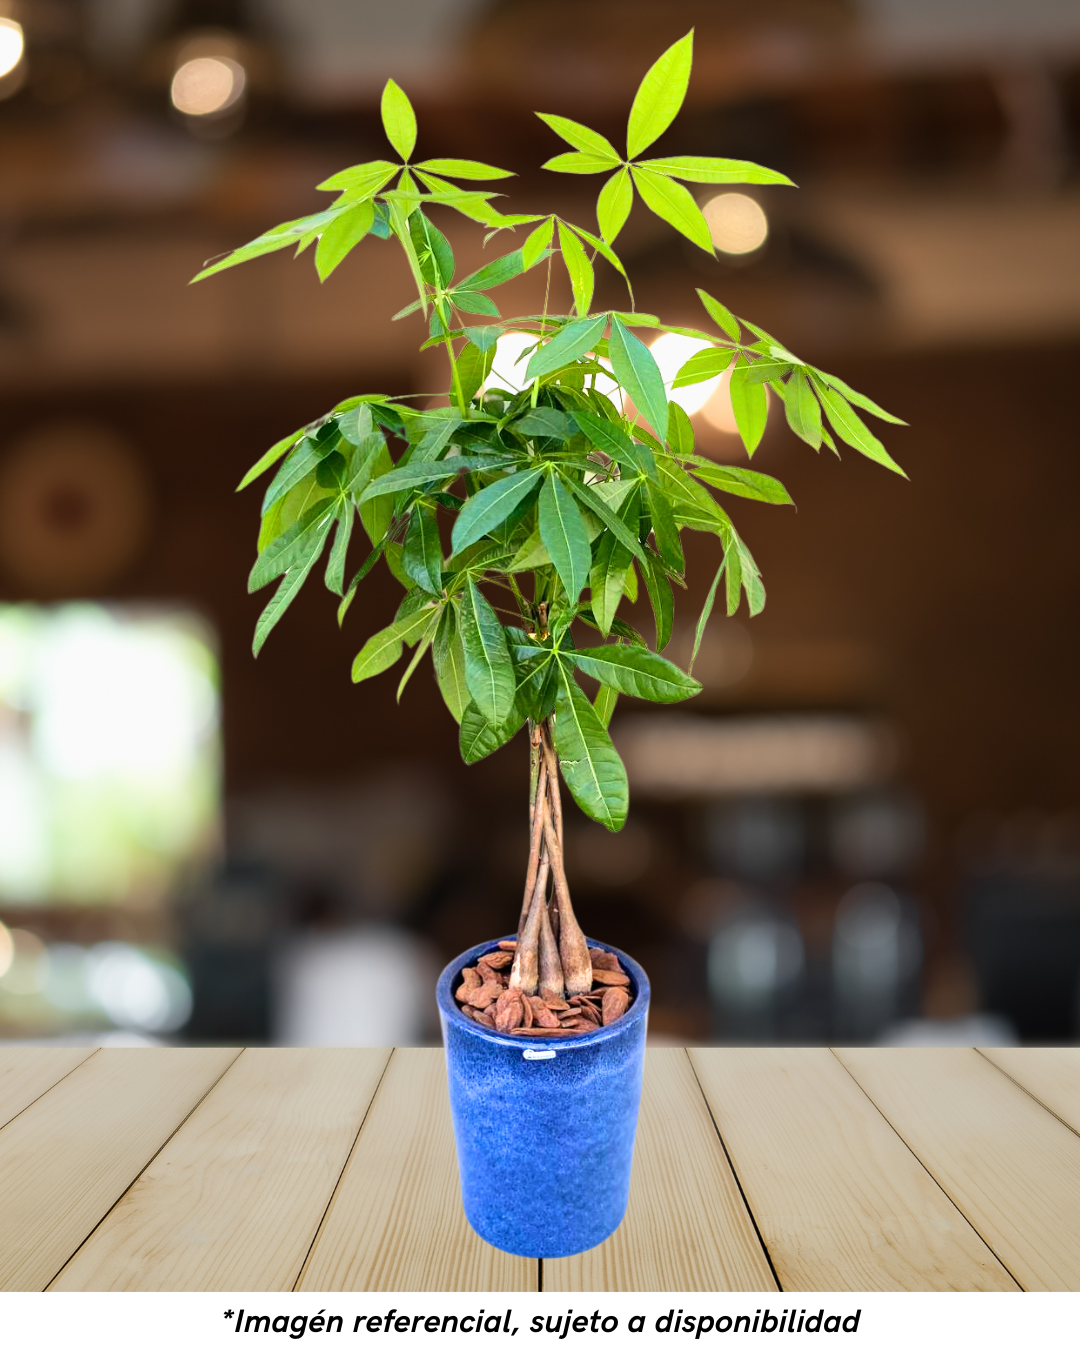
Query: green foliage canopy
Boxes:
[{"xmin": 194, "ymin": 31, "xmax": 905, "ymax": 835}]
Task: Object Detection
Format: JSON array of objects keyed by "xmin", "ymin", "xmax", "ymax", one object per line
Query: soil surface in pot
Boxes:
[{"xmin": 454, "ymin": 939, "xmax": 633, "ymax": 1036}]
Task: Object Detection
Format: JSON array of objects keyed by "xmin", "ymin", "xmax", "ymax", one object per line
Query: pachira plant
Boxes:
[{"xmin": 193, "ymin": 30, "xmax": 904, "ymax": 1024}]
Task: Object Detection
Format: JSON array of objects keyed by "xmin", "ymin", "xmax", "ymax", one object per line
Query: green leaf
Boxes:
[
  {"xmin": 572, "ymin": 645, "xmax": 701, "ymax": 703},
  {"xmin": 459, "ymin": 578, "xmax": 515, "ymax": 724},
  {"xmin": 351, "ymin": 607, "xmax": 433, "ymax": 684},
  {"xmin": 456, "ymin": 248, "xmax": 526, "ymax": 294},
  {"xmin": 652, "ymin": 451, "xmax": 730, "ymax": 534},
  {"xmin": 457, "ymin": 340, "xmax": 495, "ymax": 405},
  {"xmin": 696, "ymin": 289, "xmax": 741, "ymax": 341},
  {"xmin": 451, "ymin": 466, "xmax": 544, "ymax": 554},
  {"xmin": 594, "ymin": 684, "xmax": 619, "ymax": 729},
  {"xmin": 316, "ymin": 160, "xmax": 399, "ymax": 195},
  {"xmin": 631, "ymin": 168, "xmax": 713, "ymax": 253},
  {"xmin": 626, "ymin": 29, "xmax": 694, "ymax": 159},
  {"xmin": 570, "ymin": 407, "xmax": 655, "ymax": 479},
  {"xmin": 536, "ymin": 113, "xmax": 620, "ymax": 161},
  {"xmin": 724, "ymin": 537, "xmax": 744, "ymax": 615},
  {"xmin": 433, "ymin": 607, "xmax": 470, "ymax": 723},
  {"xmin": 524, "ymin": 314, "xmax": 607, "ymax": 381},
  {"xmin": 396, "ymin": 611, "xmax": 440, "ymax": 702},
  {"xmin": 357, "ymin": 442, "xmax": 395, "ymax": 544},
  {"xmin": 463, "ymin": 325, "xmax": 502, "ymax": 354},
  {"xmin": 409, "ymin": 211, "xmax": 455, "ymax": 287},
  {"xmin": 687, "ymin": 460, "xmax": 793, "ymax": 505},
  {"xmin": 325, "ymin": 505, "xmax": 354, "ymax": 595},
  {"xmin": 741, "ymin": 359, "xmax": 793, "ymax": 385},
  {"xmin": 812, "ymin": 369, "xmax": 907, "ymax": 426},
  {"xmin": 237, "ymin": 428, "xmax": 304, "ymax": 491},
  {"xmin": 539, "ymin": 472, "xmax": 591, "ymax": 604},
  {"xmin": 570, "ymin": 479, "xmax": 645, "ymax": 559},
  {"xmin": 415, "ymin": 158, "xmax": 514, "ymax": 180},
  {"xmin": 513, "ymin": 407, "xmax": 576, "ymax": 440},
  {"xmin": 784, "ymin": 368, "xmax": 823, "ymax": 449},
  {"xmin": 589, "ymin": 486, "xmax": 641, "ymax": 634},
  {"xmin": 248, "ymin": 502, "xmax": 335, "ymax": 592},
  {"xmin": 358, "ymin": 455, "xmax": 510, "ymax": 502},
  {"xmin": 645, "ymin": 479, "xmax": 684, "ymax": 572},
  {"xmin": 522, "ymin": 217, "xmax": 555, "ymax": 270},
  {"xmin": 262, "ymin": 437, "xmax": 328, "ymax": 514},
  {"xmin": 597, "ymin": 168, "xmax": 634, "ymax": 244},
  {"xmin": 459, "ymin": 699, "xmax": 525, "ymax": 764},
  {"xmin": 252, "ymin": 550, "xmax": 322, "ymax": 657},
  {"xmin": 668, "ymin": 402, "xmax": 695, "ymax": 457},
  {"xmin": 553, "ymin": 666, "xmax": 628, "ymax": 832},
  {"xmin": 690, "ymin": 561, "xmax": 725, "ymax": 673},
  {"xmin": 590, "ymin": 533, "xmax": 629, "ymax": 637},
  {"xmin": 729, "ymin": 360, "xmax": 769, "ymax": 455},
  {"xmin": 557, "ymin": 222, "xmax": 594, "ymax": 317},
  {"xmin": 381, "ymin": 79, "xmax": 417, "ymax": 160},
  {"xmin": 608, "ymin": 315, "xmax": 668, "ymax": 442},
  {"xmin": 315, "ymin": 200, "xmax": 375, "ymax": 280},
  {"xmin": 402, "ymin": 502, "xmax": 443, "ymax": 592},
  {"xmin": 641, "ymin": 550, "xmax": 674, "ymax": 651},
  {"xmin": 190, "ymin": 221, "xmax": 317, "ymax": 283},
  {"xmin": 565, "ymin": 222, "xmax": 630, "ymax": 283},
  {"xmin": 544, "ymin": 151, "xmax": 622, "ymax": 175},
  {"xmin": 452, "ymin": 291, "xmax": 500, "ymax": 318},
  {"xmin": 640, "ymin": 156, "xmax": 794, "ymax": 186},
  {"xmin": 811, "ymin": 377, "xmax": 907, "ymax": 476},
  {"xmin": 337, "ymin": 539, "xmax": 385, "ymax": 626},
  {"xmin": 735, "ymin": 534, "xmax": 766, "ymax": 616},
  {"xmin": 672, "ymin": 345, "xmax": 734, "ymax": 389}
]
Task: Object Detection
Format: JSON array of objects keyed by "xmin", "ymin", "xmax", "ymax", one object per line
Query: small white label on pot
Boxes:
[{"xmin": 522, "ymin": 1048, "xmax": 557, "ymax": 1060}]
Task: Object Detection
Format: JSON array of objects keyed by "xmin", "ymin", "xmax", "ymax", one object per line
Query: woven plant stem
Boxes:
[{"xmin": 542, "ymin": 793, "xmax": 591, "ymax": 995}]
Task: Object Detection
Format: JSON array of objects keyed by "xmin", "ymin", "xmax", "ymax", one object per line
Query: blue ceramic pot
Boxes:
[{"xmin": 437, "ymin": 935, "xmax": 649, "ymax": 1258}]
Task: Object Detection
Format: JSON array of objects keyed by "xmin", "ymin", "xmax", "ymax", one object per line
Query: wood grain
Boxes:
[
  {"xmin": 979, "ymin": 1047, "xmax": 1080, "ymax": 1137},
  {"xmin": 297, "ymin": 1048, "xmax": 535, "ymax": 1292},
  {"xmin": 0, "ymin": 1047, "xmax": 97, "ymax": 1131},
  {"xmin": 545, "ymin": 1048, "xmax": 776, "ymax": 1292},
  {"xmin": 836, "ymin": 1047, "xmax": 1080, "ymax": 1291},
  {"xmin": 50, "ymin": 1048, "xmax": 391, "ymax": 1292},
  {"xmin": 689, "ymin": 1048, "xmax": 1016, "ymax": 1292},
  {"xmin": 0, "ymin": 1047, "xmax": 239, "ymax": 1291}
]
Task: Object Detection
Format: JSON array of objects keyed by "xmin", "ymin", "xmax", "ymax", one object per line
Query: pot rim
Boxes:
[{"xmin": 437, "ymin": 934, "xmax": 650, "ymax": 1051}]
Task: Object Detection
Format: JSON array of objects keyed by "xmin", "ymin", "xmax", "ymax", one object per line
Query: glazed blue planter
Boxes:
[{"xmin": 437, "ymin": 935, "xmax": 649, "ymax": 1258}]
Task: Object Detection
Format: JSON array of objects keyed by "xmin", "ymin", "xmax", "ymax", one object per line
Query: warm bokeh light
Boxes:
[
  {"xmin": 0, "ymin": 18, "xmax": 24, "ymax": 79},
  {"xmin": 703, "ymin": 193, "xmax": 769, "ymax": 255},
  {"xmin": 170, "ymin": 56, "xmax": 246, "ymax": 117},
  {"xmin": 648, "ymin": 332, "xmax": 722, "ymax": 415}
]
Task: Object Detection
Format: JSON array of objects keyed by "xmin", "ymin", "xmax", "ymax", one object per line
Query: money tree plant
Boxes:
[{"xmin": 193, "ymin": 31, "xmax": 904, "ymax": 1023}]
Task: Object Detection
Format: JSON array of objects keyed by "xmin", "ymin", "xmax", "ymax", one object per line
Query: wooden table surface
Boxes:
[{"xmin": 1, "ymin": 1045, "xmax": 1079, "ymax": 1293}]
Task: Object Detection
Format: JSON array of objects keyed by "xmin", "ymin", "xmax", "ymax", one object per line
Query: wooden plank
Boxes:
[
  {"xmin": 545, "ymin": 1049, "xmax": 776, "ymax": 1292},
  {"xmin": 0, "ymin": 1047, "xmax": 97, "ymax": 1131},
  {"xmin": 689, "ymin": 1048, "xmax": 1016, "ymax": 1292},
  {"xmin": 836, "ymin": 1047, "xmax": 1080, "ymax": 1291},
  {"xmin": 297, "ymin": 1048, "xmax": 534, "ymax": 1292},
  {"xmin": 0, "ymin": 1047, "xmax": 239, "ymax": 1291},
  {"xmin": 979, "ymin": 1047, "xmax": 1080, "ymax": 1137},
  {"xmin": 50, "ymin": 1049, "xmax": 392, "ymax": 1292}
]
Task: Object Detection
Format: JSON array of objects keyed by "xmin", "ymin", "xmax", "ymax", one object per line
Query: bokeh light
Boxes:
[
  {"xmin": 170, "ymin": 56, "xmax": 246, "ymax": 117},
  {"xmin": 648, "ymin": 332, "xmax": 722, "ymax": 415},
  {"xmin": 703, "ymin": 193, "xmax": 769, "ymax": 255},
  {"xmin": 0, "ymin": 18, "xmax": 24, "ymax": 80}
]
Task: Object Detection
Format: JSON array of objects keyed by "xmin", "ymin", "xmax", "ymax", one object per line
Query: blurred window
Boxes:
[{"xmin": 0, "ymin": 603, "xmax": 220, "ymax": 906}]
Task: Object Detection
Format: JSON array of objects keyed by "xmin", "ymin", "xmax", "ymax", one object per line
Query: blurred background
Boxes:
[{"xmin": 1, "ymin": 0, "xmax": 1079, "ymax": 1049}]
